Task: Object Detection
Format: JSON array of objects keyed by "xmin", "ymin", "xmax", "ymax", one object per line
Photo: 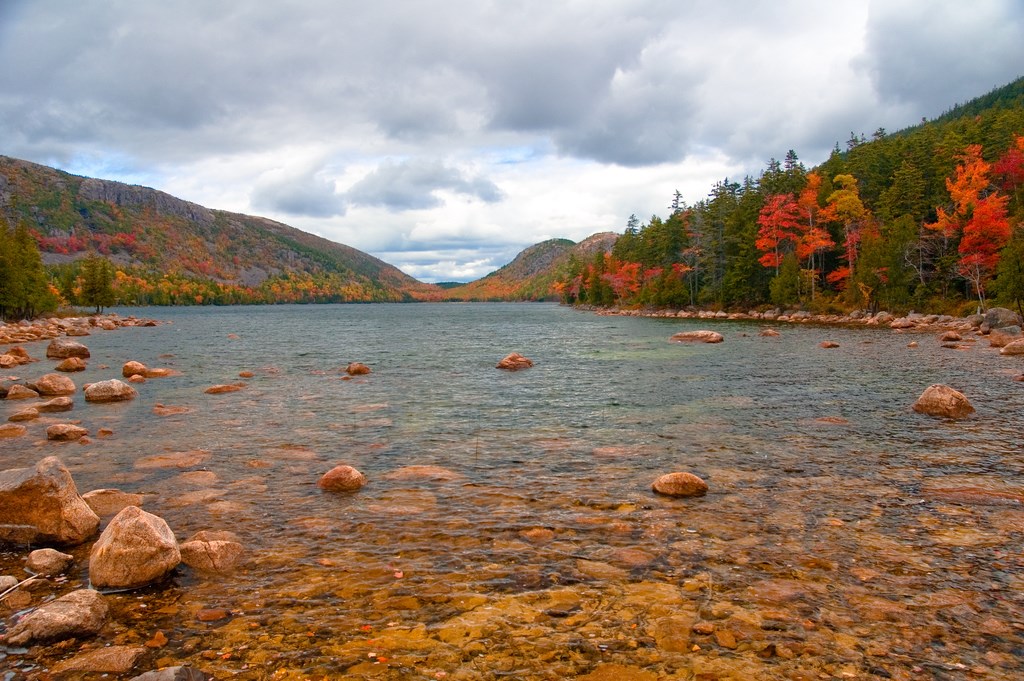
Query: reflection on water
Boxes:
[{"xmin": 2, "ymin": 303, "xmax": 1024, "ymax": 679}]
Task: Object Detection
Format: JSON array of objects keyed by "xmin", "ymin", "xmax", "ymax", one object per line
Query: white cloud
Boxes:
[{"xmin": 0, "ymin": 0, "xmax": 1020, "ymax": 281}]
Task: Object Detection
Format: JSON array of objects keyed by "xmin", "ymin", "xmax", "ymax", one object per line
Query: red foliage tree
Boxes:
[{"xmin": 755, "ymin": 193, "xmax": 801, "ymax": 271}]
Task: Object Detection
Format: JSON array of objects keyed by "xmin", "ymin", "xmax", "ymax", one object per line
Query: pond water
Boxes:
[{"xmin": 1, "ymin": 303, "xmax": 1023, "ymax": 680}]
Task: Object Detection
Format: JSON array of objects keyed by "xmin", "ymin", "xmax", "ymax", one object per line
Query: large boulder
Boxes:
[
  {"xmin": 29, "ymin": 373, "xmax": 76, "ymax": 396},
  {"xmin": 46, "ymin": 338, "xmax": 91, "ymax": 359},
  {"xmin": 985, "ymin": 307, "xmax": 1022, "ymax": 330},
  {"xmin": 912, "ymin": 384, "xmax": 975, "ymax": 419},
  {"xmin": 89, "ymin": 506, "xmax": 181, "ymax": 589},
  {"xmin": 85, "ymin": 379, "xmax": 138, "ymax": 403},
  {"xmin": 3, "ymin": 588, "xmax": 109, "ymax": 646},
  {"xmin": 0, "ymin": 457, "xmax": 100, "ymax": 545},
  {"xmin": 669, "ymin": 330, "xmax": 724, "ymax": 344}
]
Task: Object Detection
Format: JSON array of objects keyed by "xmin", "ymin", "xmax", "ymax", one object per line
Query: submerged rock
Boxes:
[
  {"xmin": 204, "ymin": 383, "xmax": 244, "ymax": 394},
  {"xmin": 128, "ymin": 666, "xmax": 209, "ymax": 681},
  {"xmin": 82, "ymin": 488, "xmax": 145, "ymax": 518},
  {"xmin": 5, "ymin": 384, "xmax": 39, "ymax": 400},
  {"xmin": 38, "ymin": 396, "xmax": 74, "ymax": 413},
  {"xmin": 123, "ymin": 360, "xmax": 148, "ymax": 377},
  {"xmin": 89, "ymin": 506, "xmax": 181, "ymax": 589},
  {"xmin": 3, "ymin": 588, "xmax": 109, "ymax": 645},
  {"xmin": 652, "ymin": 472, "xmax": 708, "ymax": 497},
  {"xmin": 0, "ymin": 456, "xmax": 100, "ymax": 545},
  {"xmin": 318, "ymin": 464, "xmax": 367, "ymax": 492},
  {"xmin": 912, "ymin": 384, "xmax": 975, "ymax": 419},
  {"xmin": 669, "ymin": 330, "xmax": 724, "ymax": 343},
  {"xmin": 0, "ymin": 423, "xmax": 27, "ymax": 438},
  {"xmin": 496, "ymin": 352, "xmax": 534, "ymax": 370},
  {"xmin": 179, "ymin": 531, "xmax": 246, "ymax": 573},
  {"xmin": 52, "ymin": 645, "xmax": 147, "ymax": 675},
  {"xmin": 819, "ymin": 340, "xmax": 840, "ymax": 348}
]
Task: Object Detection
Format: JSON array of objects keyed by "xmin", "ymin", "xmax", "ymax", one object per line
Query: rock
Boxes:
[
  {"xmin": 669, "ymin": 330, "xmax": 724, "ymax": 343},
  {"xmin": 819, "ymin": 340, "xmax": 840, "ymax": 348},
  {"xmin": 382, "ymin": 465, "xmax": 464, "ymax": 481},
  {"xmin": 0, "ymin": 354, "xmax": 20, "ymax": 369},
  {"xmin": 577, "ymin": 663, "xmax": 659, "ymax": 681},
  {"xmin": 985, "ymin": 307, "xmax": 1022, "ymax": 330},
  {"xmin": 8, "ymin": 406, "xmax": 39, "ymax": 422},
  {"xmin": 38, "ymin": 396, "xmax": 74, "ymax": 413},
  {"xmin": 89, "ymin": 506, "xmax": 181, "ymax": 589},
  {"xmin": 344, "ymin": 362, "xmax": 372, "ymax": 375},
  {"xmin": 153, "ymin": 403, "xmax": 193, "ymax": 416},
  {"xmin": 913, "ymin": 384, "xmax": 975, "ymax": 419},
  {"xmin": 940, "ymin": 330, "xmax": 962, "ymax": 342},
  {"xmin": 52, "ymin": 645, "xmax": 147, "ymax": 675},
  {"xmin": 144, "ymin": 367, "xmax": 176, "ymax": 378},
  {"xmin": 496, "ymin": 352, "xmax": 535, "ymax": 370},
  {"xmin": 84, "ymin": 379, "xmax": 138, "ymax": 402},
  {"xmin": 204, "ymin": 383, "xmax": 244, "ymax": 394},
  {"xmin": 82, "ymin": 489, "xmax": 145, "ymax": 518},
  {"xmin": 179, "ymin": 537, "xmax": 245, "ymax": 573},
  {"xmin": 0, "ymin": 423, "xmax": 27, "ymax": 438},
  {"xmin": 3, "ymin": 588, "xmax": 109, "ymax": 645},
  {"xmin": 4, "ymin": 347, "xmax": 34, "ymax": 363},
  {"xmin": 55, "ymin": 357, "xmax": 87, "ymax": 372},
  {"xmin": 990, "ymin": 326, "xmax": 1023, "ymax": 347},
  {"xmin": 128, "ymin": 665, "xmax": 209, "ymax": 681},
  {"xmin": 47, "ymin": 424, "xmax": 89, "ymax": 441},
  {"xmin": 134, "ymin": 450, "xmax": 210, "ymax": 469},
  {"xmin": 29, "ymin": 373, "xmax": 76, "ymax": 396},
  {"xmin": 317, "ymin": 464, "xmax": 367, "ymax": 492},
  {"xmin": 1000, "ymin": 339, "xmax": 1024, "ymax": 356},
  {"xmin": 652, "ymin": 472, "xmax": 709, "ymax": 497},
  {"xmin": 759, "ymin": 328, "xmax": 780, "ymax": 337},
  {"xmin": 5, "ymin": 384, "xmax": 39, "ymax": 400},
  {"xmin": 26, "ymin": 548, "xmax": 75, "ymax": 576},
  {"xmin": 873, "ymin": 311, "xmax": 895, "ymax": 324},
  {"xmin": 123, "ymin": 360, "xmax": 148, "ymax": 377},
  {"xmin": 46, "ymin": 338, "xmax": 91, "ymax": 359},
  {"xmin": 128, "ymin": 374, "xmax": 147, "ymax": 383},
  {"xmin": 0, "ymin": 456, "xmax": 100, "ymax": 545}
]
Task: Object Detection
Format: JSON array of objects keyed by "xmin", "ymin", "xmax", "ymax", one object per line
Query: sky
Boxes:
[{"xmin": 2, "ymin": 1, "xmax": 1022, "ymax": 282}]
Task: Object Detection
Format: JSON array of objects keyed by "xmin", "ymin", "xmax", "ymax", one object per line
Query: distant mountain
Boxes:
[
  {"xmin": 0, "ymin": 155, "xmax": 442, "ymax": 303},
  {"xmin": 444, "ymin": 232, "xmax": 618, "ymax": 301}
]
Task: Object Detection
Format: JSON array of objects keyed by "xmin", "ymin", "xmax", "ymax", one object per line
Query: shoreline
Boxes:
[{"xmin": 0, "ymin": 313, "xmax": 161, "ymax": 346}]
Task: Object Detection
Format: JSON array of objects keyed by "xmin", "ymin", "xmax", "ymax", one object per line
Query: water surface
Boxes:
[{"xmin": 2, "ymin": 303, "xmax": 1023, "ymax": 680}]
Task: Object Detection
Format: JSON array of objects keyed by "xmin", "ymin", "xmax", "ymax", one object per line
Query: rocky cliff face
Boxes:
[{"xmin": 77, "ymin": 177, "xmax": 214, "ymax": 226}]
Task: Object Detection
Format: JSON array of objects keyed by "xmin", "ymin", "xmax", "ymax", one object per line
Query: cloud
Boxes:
[
  {"xmin": 1, "ymin": 1, "xmax": 1021, "ymax": 281},
  {"xmin": 860, "ymin": 0, "xmax": 1024, "ymax": 116},
  {"xmin": 346, "ymin": 159, "xmax": 503, "ymax": 211},
  {"xmin": 251, "ymin": 163, "xmax": 346, "ymax": 218}
]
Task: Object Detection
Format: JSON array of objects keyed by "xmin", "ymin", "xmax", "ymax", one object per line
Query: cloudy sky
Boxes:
[{"xmin": 2, "ymin": 1, "xmax": 1022, "ymax": 282}]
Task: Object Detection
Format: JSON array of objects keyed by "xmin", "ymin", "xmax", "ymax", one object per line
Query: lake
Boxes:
[{"xmin": 2, "ymin": 303, "xmax": 1023, "ymax": 680}]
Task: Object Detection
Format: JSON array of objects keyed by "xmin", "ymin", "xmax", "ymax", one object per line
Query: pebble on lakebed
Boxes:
[{"xmin": 652, "ymin": 472, "xmax": 708, "ymax": 497}]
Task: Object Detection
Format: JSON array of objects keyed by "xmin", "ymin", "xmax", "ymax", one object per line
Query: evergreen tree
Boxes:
[{"xmin": 80, "ymin": 255, "xmax": 116, "ymax": 313}]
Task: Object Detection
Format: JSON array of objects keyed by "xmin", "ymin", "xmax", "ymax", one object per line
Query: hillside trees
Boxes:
[
  {"xmin": 80, "ymin": 255, "xmax": 117, "ymax": 313},
  {"xmin": 0, "ymin": 220, "xmax": 56, "ymax": 320}
]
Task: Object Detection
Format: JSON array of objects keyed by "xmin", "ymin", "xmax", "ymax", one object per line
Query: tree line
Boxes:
[{"xmin": 555, "ymin": 106, "xmax": 1024, "ymax": 318}]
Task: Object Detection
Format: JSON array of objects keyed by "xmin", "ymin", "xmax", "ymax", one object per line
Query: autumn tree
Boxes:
[
  {"xmin": 820, "ymin": 174, "xmax": 869, "ymax": 294},
  {"xmin": 755, "ymin": 193, "xmax": 801, "ymax": 272},
  {"xmin": 927, "ymin": 144, "xmax": 1011, "ymax": 307}
]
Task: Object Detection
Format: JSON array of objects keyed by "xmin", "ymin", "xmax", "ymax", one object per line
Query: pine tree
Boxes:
[{"xmin": 80, "ymin": 255, "xmax": 116, "ymax": 313}]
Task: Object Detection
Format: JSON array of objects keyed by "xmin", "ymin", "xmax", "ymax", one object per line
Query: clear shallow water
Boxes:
[{"xmin": 2, "ymin": 303, "xmax": 1024, "ymax": 680}]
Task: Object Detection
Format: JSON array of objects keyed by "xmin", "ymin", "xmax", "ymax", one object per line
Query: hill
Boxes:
[
  {"xmin": 0, "ymin": 156, "xmax": 443, "ymax": 304},
  {"xmin": 444, "ymin": 232, "xmax": 618, "ymax": 301}
]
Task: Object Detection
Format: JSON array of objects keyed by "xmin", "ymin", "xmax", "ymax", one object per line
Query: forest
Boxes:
[{"xmin": 554, "ymin": 78, "xmax": 1024, "ymax": 318}]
